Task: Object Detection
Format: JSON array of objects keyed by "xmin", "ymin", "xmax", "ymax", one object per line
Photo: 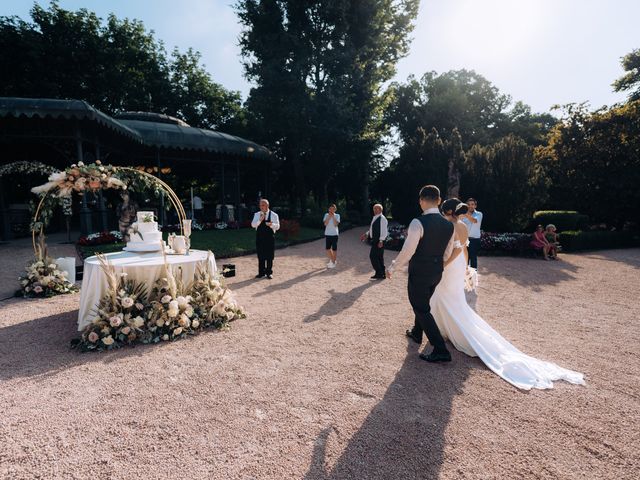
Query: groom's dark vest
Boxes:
[{"xmin": 408, "ymin": 214, "xmax": 454, "ymax": 276}]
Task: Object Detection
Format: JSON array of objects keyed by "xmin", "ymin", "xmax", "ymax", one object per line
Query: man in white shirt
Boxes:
[
  {"xmin": 251, "ymin": 199, "xmax": 280, "ymax": 279},
  {"xmin": 360, "ymin": 203, "xmax": 388, "ymax": 280},
  {"xmin": 461, "ymin": 198, "xmax": 482, "ymax": 269},
  {"xmin": 387, "ymin": 185, "xmax": 455, "ymax": 363},
  {"xmin": 323, "ymin": 204, "xmax": 340, "ymax": 268}
]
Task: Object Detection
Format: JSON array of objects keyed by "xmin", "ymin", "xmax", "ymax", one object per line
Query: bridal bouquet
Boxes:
[
  {"xmin": 464, "ymin": 267, "xmax": 479, "ymax": 292},
  {"xmin": 20, "ymin": 233, "xmax": 78, "ymax": 297}
]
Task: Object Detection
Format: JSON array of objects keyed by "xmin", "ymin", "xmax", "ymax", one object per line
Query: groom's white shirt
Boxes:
[
  {"xmin": 388, "ymin": 208, "xmax": 455, "ymax": 274},
  {"xmin": 251, "ymin": 209, "xmax": 280, "ymax": 233}
]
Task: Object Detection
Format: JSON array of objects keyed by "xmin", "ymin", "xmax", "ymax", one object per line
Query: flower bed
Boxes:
[
  {"xmin": 77, "ymin": 230, "xmax": 123, "ymax": 246},
  {"xmin": 480, "ymin": 232, "xmax": 534, "ymax": 256}
]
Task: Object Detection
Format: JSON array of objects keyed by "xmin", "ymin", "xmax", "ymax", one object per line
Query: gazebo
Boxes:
[{"xmin": 0, "ymin": 97, "xmax": 271, "ymax": 238}]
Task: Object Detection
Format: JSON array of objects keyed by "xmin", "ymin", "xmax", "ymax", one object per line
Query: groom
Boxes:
[{"xmin": 387, "ymin": 185, "xmax": 455, "ymax": 362}]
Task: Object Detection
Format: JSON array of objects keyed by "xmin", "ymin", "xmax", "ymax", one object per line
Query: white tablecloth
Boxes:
[{"xmin": 78, "ymin": 249, "xmax": 216, "ymax": 331}]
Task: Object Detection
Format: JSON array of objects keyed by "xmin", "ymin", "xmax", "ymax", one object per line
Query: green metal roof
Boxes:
[
  {"xmin": 0, "ymin": 97, "xmax": 142, "ymax": 141},
  {"xmin": 0, "ymin": 97, "xmax": 271, "ymax": 161}
]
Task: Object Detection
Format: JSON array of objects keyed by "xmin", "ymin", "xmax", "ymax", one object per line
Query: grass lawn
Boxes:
[{"xmin": 77, "ymin": 227, "xmax": 325, "ymax": 259}]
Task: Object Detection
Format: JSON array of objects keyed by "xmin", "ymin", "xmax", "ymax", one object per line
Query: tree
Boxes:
[
  {"xmin": 0, "ymin": 1, "xmax": 242, "ymax": 130},
  {"xmin": 236, "ymin": 0, "xmax": 419, "ymax": 214},
  {"xmin": 536, "ymin": 101, "xmax": 640, "ymax": 227},
  {"xmin": 613, "ymin": 48, "xmax": 640, "ymax": 101}
]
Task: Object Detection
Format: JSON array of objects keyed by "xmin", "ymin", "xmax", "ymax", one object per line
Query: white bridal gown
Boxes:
[{"xmin": 430, "ymin": 240, "xmax": 585, "ymax": 390}]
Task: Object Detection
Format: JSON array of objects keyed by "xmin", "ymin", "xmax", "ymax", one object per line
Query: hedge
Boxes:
[
  {"xmin": 559, "ymin": 230, "xmax": 640, "ymax": 252},
  {"xmin": 532, "ymin": 211, "xmax": 590, "ymax": 232}
]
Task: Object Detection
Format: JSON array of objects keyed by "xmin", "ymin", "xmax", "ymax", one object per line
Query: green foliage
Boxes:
[
  {"xmin": 532, "ymin": 211, "xmax": 589, "ymax": 232},
  {"xmin": 613, "ymin": 48, "xmax": 640, "ymax": 101},
  {"xmin": 236, "ymin": 0, "xmax": 419, "ymax": 213},
  {"xmin": 0, "ymin": 1, "xmax": 242, "ymax": 130},
  {"xmin": 536, "ymin": 100, "xmax": 640, "ymax": 227},
  {"xmin": 559, "ymin": 230, "xmax": 640, "ymax": 252}
]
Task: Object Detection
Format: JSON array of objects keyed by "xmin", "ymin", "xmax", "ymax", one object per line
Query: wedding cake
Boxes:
[{"xmin": 125, "ymin": 211, "xmax": 165, "ymax": 252}]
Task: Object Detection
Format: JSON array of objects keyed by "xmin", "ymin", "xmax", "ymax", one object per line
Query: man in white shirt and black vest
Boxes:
[
  {"xmin": 251, "ymin": 199, "xmax": 280, "ymax": 279},
  {"xmin": 360, "ymin": 203, "xmax": 388, "ymax": 280}
]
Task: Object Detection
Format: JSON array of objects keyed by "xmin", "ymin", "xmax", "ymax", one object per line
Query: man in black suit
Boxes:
[
  {"xmin": 387, "ymin": 185, "xmax": 455, "ymax": 362},
  {"xmin": 360, "ymin": 203, "xmax": 388, "ymax": 280}
]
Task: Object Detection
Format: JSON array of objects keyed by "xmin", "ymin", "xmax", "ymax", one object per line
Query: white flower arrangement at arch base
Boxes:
[{"xmin": 74, "ymin": 251, "xmax": 245, "ymax": 352}]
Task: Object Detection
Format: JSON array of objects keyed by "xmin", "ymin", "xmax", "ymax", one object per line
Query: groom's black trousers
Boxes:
[{"xmin": 407, "ymin": 270, "xmax": 448, "ymax": 354}]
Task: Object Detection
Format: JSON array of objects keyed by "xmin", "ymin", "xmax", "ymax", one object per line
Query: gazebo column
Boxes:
[
  {"xmin": 96, "ymin": 143, "xmax": 108, "ymax": 231},
  {"xmin": 156, "ymin": 149, "xmax": 166, "ymax": 226},
  {"xmin": 77, "ymin": 129, "xmax": 92, "ymax": 235},
  {"xmin": 235, "ymin": 158, "xmax": 242, "ymax": 223},
  {"xmin": 0, "ymin": 177, "xmax": 11, "ymax": 241}
]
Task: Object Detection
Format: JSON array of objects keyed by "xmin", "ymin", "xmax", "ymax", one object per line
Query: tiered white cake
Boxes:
[{"xmin": 125, "ymin": 211, "xmax": 165, "ymax": 252}]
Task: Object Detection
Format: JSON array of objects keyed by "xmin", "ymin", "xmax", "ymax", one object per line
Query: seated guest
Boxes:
[
  {"xmin": 545, "ymin": 224, "xmax": 561, "ymax": 257},
  {"xmin": 530, "ymin": 225, "xmax": 555, "ymax": 260}
]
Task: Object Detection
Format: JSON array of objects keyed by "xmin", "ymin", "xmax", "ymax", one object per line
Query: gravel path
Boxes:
[{"xmin": 1, "ymin": 230, "xmax": 638, "ymax": 479}]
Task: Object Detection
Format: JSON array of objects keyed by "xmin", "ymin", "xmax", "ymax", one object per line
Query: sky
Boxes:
[{"xmin": 1, "ymin": 0, "xmax": 639, "ymax": 113}]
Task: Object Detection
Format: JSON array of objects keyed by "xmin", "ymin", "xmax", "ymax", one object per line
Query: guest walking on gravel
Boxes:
[
  {"xmin": 323, "ymin": 204, "xmax": 340, "ymax": 269},
  {"xmin": 462, "ymin": 198, "xmax": 483, "ymax": 269},
  {"xmin": 251, "ymin": 199, "xmax": 280, "ymax": 279},
  {"xmin": 360, "ymin": 203, "xmax": 388, "ymax": 280}
]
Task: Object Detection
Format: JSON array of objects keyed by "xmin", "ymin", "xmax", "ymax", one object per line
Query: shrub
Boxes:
[
  {"xmin": 279, "ymin": 219, "xmax": 300, "ymax": 240},
  {"xmin": 480, "ymin": 232, "xmax": 534, "ymax": 255},
  {"xmin": 559, "ymin": 230, "xmax": 640, "ymax": 252},
  {"xmin": 345, "ymin": 209, "xmax": 364, "ymax": 225},
  {"xmin": 532, "ymin": 211, "xmax": 589, "ymax": 232}
]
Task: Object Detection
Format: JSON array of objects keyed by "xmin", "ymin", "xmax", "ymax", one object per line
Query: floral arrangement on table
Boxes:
[
  {"xmin": 77, "ymin": 230, "xmax": 123, "ymax": 246},
  {"xmin": 74, "ymin": 252, "xmax": 245, "ymax": 352},
  {"xmin": 19, "ymin": 232, "xmax": 78, "ymax": 298}
]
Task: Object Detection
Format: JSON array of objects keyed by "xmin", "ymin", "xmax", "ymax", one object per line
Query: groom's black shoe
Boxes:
[
  {"xmin": 255, "ymin": 274, "xmax": 265, "ymax": 279},
  {"xmin": 405, "ymin": 330, "xmax": 422, "ymax": 344},
  {"xmin": 419, "ymin": 351, "xmax": 452, "ymax": 363}
]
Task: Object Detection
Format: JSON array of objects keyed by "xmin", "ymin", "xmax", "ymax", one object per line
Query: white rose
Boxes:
[
  {"xmin": 121, "ymin": 326, "xmax": 131, "ymax": 335},
  {"xmin": 133, "ymin": 316, "xmax": 145, "ymax": 328},
  {"xmin": 109, "ymin": 316, "xmax": 122, "ymax": 327},
  {"xmin": 102, "ymin": 335, "xmax": 114, "ymax": 346},
  {"xmin": 176, "ymin": 296, "xmax": 188, "ymax": 309},
  {"xmin": 155, "ymin": 318, "xmax": 164, "ymax": 327},
  {"xmin": 161, "ymin": 295, "xmax": 172, "ymax": 304},
  {"xmin": 121, "ymin": 297, "xmax": 134, "ymax": 308},
  {"xmin": 191, "ymin": 320, "xmax": 200, "ymax": 329},
  {"xmin": 173, "ymin": 327, "xmax": 183, "ymax": 336},
  {"xmin": 161, "ymin": 334, "xmax": 169, "ymax": 341}
]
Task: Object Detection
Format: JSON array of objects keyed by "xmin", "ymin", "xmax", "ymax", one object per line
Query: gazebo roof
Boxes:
[
  {"xmin": 0, "ymin": 98, "xmax": 271, "ymax": 161},
  {"xmin": 0, "ymin": 97, "xmax": 142, "ymax": 141}
]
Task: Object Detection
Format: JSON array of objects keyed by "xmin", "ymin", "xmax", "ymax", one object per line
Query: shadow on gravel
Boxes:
[
  {"xmin": 303, "ymin": 282, "xmax": 377, "ymax": 323},
  {"xmin": 303, "ymin": 342, "xmax": 471, "ymax": 479},
  {"xmin": 484, "ymin": 256, "xmax": 580, "ymax": 291}
]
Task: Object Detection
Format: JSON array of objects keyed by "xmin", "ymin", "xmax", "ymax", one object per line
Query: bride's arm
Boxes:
[
  {"xmin": 444, "ymin": 245, "xmax": 462, "ymax": 268},
  {"xmin": 456, "ymin": 222, "xmax": 470, "ymax": 266}
]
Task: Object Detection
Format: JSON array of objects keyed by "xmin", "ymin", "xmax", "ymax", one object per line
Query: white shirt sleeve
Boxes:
[
  {"xmin": 251, "ymin": 212, "xmax": 262, "ymax": 229},
  {"xmin": 334, "ymin": 213, "xmax": 340, "ymax": 225},
  {"xmin": 270, "ymin": 211, "xmax": 280, "ymax": 233},
  {"xmin": 379, "ymin": 215, "xmax": 388, "ymax": 241},
  {"xmin": 388, "ymin": 219, "xmax": 423, "ymax": 273},
  {"xmin": 476, "ymin": 211, "xmax": 483, "ymax": 229}
]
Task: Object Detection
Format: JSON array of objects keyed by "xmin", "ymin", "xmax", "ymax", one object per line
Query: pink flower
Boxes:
[
  {"xmin": 88, "ymin": 332, "xmax": 99, "ymax": 343},
  {"xmin": 109, "ymin": 316, "xmax": 122, "ymax": 327},
  {"xmin": 33, "ymin": 285, "xmax": 43, "ymax": 293}
]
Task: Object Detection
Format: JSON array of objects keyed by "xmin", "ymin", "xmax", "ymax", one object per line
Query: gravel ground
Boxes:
[{"xmin": 0, "ymin": 229, "xmax": 638, "ymax": 479}]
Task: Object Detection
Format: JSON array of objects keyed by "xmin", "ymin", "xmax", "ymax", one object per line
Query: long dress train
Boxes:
[{"xmin": 430, "ymin": 240, "xmax": 585, "ymax": 390}]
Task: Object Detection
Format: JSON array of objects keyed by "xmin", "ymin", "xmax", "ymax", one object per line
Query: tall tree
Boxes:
[
  {"xmin": 236, "ymin": 0, "xmax": 419, "ymax": 214},
  {"xmin": 613, "ymin": 48, "xmax": 640, "ymax": 101}
]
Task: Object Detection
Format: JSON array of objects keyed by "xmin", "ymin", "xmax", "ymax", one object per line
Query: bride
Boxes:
[{"xmin": 431, "ymin": 198, "xmax": 585, "ymax": 390}]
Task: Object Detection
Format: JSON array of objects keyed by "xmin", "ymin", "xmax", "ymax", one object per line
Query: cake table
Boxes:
[{"xmin": 77, "ymin": 249, "xmax": 216, "ymax": 331}]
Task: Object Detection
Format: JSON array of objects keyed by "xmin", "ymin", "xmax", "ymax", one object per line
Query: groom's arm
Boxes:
[{"xmin": 387, "ymin": 219, "xmax": 423, "ymax": 276}]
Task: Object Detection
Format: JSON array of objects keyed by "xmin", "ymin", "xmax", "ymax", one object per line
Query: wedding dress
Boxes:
[{"xmin": 430, "ymin": 238, "xmax": 585, "ymax": 390}]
